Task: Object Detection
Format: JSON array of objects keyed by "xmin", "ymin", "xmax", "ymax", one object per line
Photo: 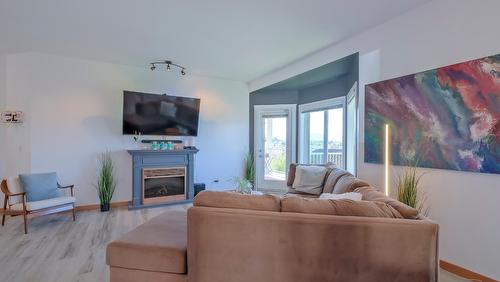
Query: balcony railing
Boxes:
[
  {"xmin": 310, "ymin": 152, "xmax": 343, "ymax": 168},
  {"xmin": 264, "ymin": 146, "xmax": 286, "ymax": 181}
]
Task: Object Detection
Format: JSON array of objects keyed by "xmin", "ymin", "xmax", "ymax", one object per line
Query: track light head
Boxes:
[
  {"xmin": 167, "ymin": 64, "xmax": 171, "ymax": 71},
  {"xmin": 181, "ymin": 69, "xmax": 186, "ymax": 76}
]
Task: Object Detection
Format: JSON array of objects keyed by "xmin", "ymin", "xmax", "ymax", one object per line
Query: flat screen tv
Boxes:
[{"xmin": 123, "ymin": 91, "xmax": 200, "ymax": 136}]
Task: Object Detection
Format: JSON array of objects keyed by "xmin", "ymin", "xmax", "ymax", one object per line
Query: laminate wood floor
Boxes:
[
  {"xmin": 0, "ymin": 204, "xmax": 466, "ymax": 282},
  {"xmin": 0, "ymin": 204, "xmax": 190, "ymax": 282}
]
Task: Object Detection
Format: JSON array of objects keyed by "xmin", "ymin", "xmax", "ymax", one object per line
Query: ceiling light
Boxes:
[{"xmin": 149, "ymin": 60, "xmax": 186, "ymax": 76}]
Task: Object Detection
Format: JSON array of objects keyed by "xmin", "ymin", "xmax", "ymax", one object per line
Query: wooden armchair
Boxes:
[{"xmin": 1, "ymin": 177, "xmax": 76, "ymax": 234}]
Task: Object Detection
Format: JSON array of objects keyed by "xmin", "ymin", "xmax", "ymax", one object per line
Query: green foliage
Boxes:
[
  {"xmin": 96, "ymin": 151, "xmax": 116, "ymax": 205},
  {"xmin": 396, "ymin": 159, "xmax": 428, "ymax": 215},
  {"xmin": 244, "ymin": 152, "xmax": 255, "ymax": 186},
  {"xmin": 233, "ymin": 177, "xmax": 252, "ymax": 194},
  {"xmin": 271, "ymin": 154, "xmax": 286, "ymax": 173}
]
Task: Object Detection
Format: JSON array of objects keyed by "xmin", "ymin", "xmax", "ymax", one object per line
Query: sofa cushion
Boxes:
[
  {"xmin": 19, "ymin": 172, "xmax": 60, "ymax": 202},
  {"xmin": 319, "ymin": 192, "xmax": 362, "ymax": 201},
  {"xmin": 10, "ymin": 196, "xmax": 75, "ymax": 211},
  {"xmin": 281, "ymin": 196, "xmax": 403, "ymax": 218},
  {"xmin": 322, "ymin": 168, "xmax": 352, "ymax": 193},
  {"xmin": 331, "ymin": 174, "xmax": 369, "ymax": 194},
  {"xmin": 353, "ymin": 186, "xmax": 419, "ymax": 219},
  {"xmin": 193, "ymin": 191, "xmax": 281, "ymax": 212},
  {"xmin": 292, "ymin": 165, "xmax": 328, "ymax": 195},
  {"xmin": 106, "ymin": 210, "xmax": 188, "ymax": 274},
  {"xmin": 285, "ymin": 187, "xmax": 320, "ymax": 198}
]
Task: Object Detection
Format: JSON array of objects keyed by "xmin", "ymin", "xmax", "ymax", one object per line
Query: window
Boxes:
[{"xmin": 299, "ymin": 97, "xmax": 346, "ymax": 168}]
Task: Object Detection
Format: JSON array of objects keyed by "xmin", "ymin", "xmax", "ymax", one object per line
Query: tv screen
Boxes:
[{"xmin": 123, "ymin": 91, "xmax": 200, "ymax": 136}]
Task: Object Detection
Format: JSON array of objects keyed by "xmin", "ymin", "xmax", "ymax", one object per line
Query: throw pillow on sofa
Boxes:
[
  {"xmin": 281, "ymin": 196, "xmax": 403, "ymax": 218},
  {"xmin": 331, "ymin": 174, "xmax": 369, "ymax": 194},
  {"xmin": 292, "ymin": 165, "xmax": 328, "ymax": 195},
  {"xmin": 287, "ymin": 163, "xmax": 336, "ymax": 187},
  {"xmin": 319, "ymin": 192, "xmax": 362, "ymax": 201},
  {"xmin": 322, "ymin": 168, "xmax": 353, "ymax": 193}
]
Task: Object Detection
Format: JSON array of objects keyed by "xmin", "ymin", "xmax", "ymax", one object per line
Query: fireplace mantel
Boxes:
[{"xmin": 127, "ymin": 149, "xmax": 199, "ymax": 210}]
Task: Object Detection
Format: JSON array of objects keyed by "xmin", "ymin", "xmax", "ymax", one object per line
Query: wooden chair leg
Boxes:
[
  {"xmin": 23, "ymin": 212, "xmax": 28, "ymax": 234},
  {"xmin": 2, "ymin": 196, "xmax": 7, "ymax": 226},
  {"xmin": 72, "ymin": 205, "xmax": 76, "ymax": 221}
]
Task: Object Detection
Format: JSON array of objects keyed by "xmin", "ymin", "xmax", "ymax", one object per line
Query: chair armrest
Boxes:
[
  {"xmin": 57, "ymin": 183, "xmax": 74, "ymax": 189},
  {"xmin": 6, "ymin": 191, "xmax": 26, "ymax": 197},
  {"xmin": 58, "ymin": 183, "xmax": 75, "ymax": 197}
]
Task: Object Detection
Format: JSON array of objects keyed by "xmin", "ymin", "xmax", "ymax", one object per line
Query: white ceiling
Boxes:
[{"xmin": 0, "ymin": 0, "xmax": 430, "ymax": 82}]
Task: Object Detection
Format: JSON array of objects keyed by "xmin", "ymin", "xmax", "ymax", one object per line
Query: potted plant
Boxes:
[
  {"xmin": 96, "ymin": 151, "xmax": 116, "ymax": 212},
  {"xmin": 244, "ymin": 152, "xmax": 255, "ymax": 189},
  {"xmin": 396, "ymin": 159, "xmax": 429, "ymax": 215},
  {"xmin": 233, "ymin": 177, "xmax": 253, "ymax": 194},
  {"xmin": 231, "ymin": 153, "xmax": 256, "ymax": 194}
]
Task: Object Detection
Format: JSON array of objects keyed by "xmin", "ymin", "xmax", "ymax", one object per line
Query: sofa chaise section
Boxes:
[{"xmin": 106, "ymin": 210, "xmax": 188, "ymax": 282}]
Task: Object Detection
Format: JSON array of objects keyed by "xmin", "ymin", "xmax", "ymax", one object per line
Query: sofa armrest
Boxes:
[{"xmin": 187, "ymin": 206, "xmax": 438, "ymax": 282}]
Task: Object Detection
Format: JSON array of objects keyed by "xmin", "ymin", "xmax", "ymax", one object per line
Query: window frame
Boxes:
[{"xmin": 298, "ymin": 97, "xmax": 346, "ymax": 168}]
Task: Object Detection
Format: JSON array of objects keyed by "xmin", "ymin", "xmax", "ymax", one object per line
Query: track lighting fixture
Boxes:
[{"xmin": 150, "ymin": 60, "xmax": 186, "ymax": 76}]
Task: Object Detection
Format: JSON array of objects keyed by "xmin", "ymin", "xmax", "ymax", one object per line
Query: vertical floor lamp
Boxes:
[{"xmin": 384, "ymin": 124, "xmax": 390, "ymax": 196}]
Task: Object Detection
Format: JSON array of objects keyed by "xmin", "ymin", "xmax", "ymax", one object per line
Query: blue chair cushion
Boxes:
[{"xmin": 19, "ymin": 172, "xmax": 60, "ymax": 202}]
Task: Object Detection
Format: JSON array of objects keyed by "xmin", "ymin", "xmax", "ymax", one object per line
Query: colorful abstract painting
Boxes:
[{"xmin": 365, "ymin": 54, "xmax": 500, "ymax": 174}]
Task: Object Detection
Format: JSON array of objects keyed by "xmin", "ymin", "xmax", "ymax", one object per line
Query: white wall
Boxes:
[
  {"xmin": 2, "ymin": 52, "xmax": 249, "ymax": 206},
  {"xmin": 249, "ymin": 0, "xmax": 500, "ymax": 279},
  {"xmin": 0, "ymin": 55, "xmax": 6, "ymax": 197}
]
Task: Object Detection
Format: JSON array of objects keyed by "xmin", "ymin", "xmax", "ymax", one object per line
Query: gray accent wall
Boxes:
[
  {"xmin": 298, "ymin": 74, "xmax": 354, "ymax": 105},
  {"xmin": 249, "ymin": 53, "xmax": 359, "ymax": 154}
]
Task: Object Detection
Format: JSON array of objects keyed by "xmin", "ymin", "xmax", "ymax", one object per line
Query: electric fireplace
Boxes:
[{"xmin": 142, "ymin": 167, "xmax": 186, "ymax": 205}]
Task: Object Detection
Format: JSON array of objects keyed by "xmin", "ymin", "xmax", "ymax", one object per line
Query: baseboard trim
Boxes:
[
  {"xmin": 440, "ymin": 260, "xmax": 497, "ymax": 282},
  {"xmin": 1, "ymin": 202, "xmax": 129, "ymax": 213},
  {"xmin": 75, "ymin": 201, "xmax": 129, "ymax": 211}
]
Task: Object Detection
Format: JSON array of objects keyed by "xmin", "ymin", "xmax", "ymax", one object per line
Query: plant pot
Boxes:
[{"xmin": 100, "ymin": 203, "xmax": 110, "ymax": 212}]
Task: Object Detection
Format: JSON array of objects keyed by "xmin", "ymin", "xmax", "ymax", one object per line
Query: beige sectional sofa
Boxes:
[{"xmin": 107, "ymin": 166, "xmax": 439, "ymax": 282}]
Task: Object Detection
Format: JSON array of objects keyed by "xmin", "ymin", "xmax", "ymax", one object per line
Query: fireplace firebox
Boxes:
[{"xmin": 142, "ymin": 167, "xmax": 186, "ymax": 204}]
